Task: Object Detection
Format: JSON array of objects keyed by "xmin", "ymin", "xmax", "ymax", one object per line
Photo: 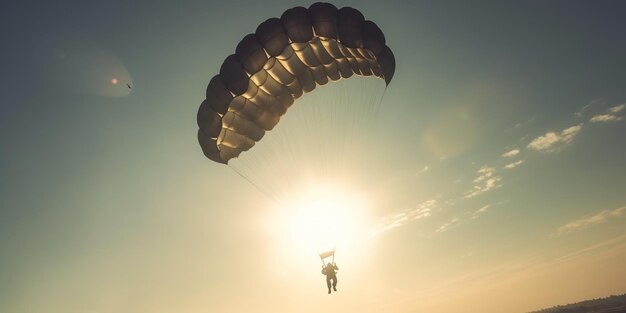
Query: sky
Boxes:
[{"xmin": 1, "ymin": 1, "xmax": 626, "ymax": 312}]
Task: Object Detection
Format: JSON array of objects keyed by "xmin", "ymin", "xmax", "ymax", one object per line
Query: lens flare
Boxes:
[{"xmin": 34, "ymin": 30, "xmax": 133, "ymax": 98}]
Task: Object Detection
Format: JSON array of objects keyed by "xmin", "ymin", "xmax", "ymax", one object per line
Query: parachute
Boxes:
[
  {"xmin": 197, "ymin": 2, "xmax": 396, "ymax": 169},
  {"xmin": 319, "ymin": 249, "xmax": 336, "ymax": 264}
]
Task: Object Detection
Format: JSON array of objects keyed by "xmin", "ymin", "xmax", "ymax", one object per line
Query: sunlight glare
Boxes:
[{"xmin": 283, "ymin": 184, "xmax": 367, "ymax": 256}]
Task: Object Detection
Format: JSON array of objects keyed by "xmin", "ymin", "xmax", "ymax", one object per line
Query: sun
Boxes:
[{"xmin": 281, "ymin": 184, "xmax": 368, "ymax": 256}]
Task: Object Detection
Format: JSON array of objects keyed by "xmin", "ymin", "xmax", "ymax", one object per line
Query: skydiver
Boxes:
[{"xmin": 321, "ymin": 262, "xmax": 338, "ymax": 294}]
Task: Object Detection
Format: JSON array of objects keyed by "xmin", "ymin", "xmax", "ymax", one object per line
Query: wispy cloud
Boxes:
[
  {"xmin": 608, "ymin": 104, "xmax": 625, "ymax": 114},
  {"xmin": 464, "ymin": 166, "xmax": 501, "ymax": 198},
  {"xmin": 528, "ymin": 132, "xmax": 560, "ymax": 150},
  {"xmin": 561, "ymin": 124, "xmax": 582, "ymax": 142},
  {"xmin": 436, "ymin": 217, "xmax": 459, "ymax": 233},
  {"xmin": 557, "ymin": 206, "xmax": 626, "ymax": 235},
  {"xmin": 510, "ymin": 116, "xmax": 536, "ymax": 130},
  {"xmin": 501, "ymin": 149, "xmax": 520, "ymax": 158},
  {"xmin": 412, "ymin": 200, "xmax": 437, "ymax": 219},
  {"xmin": 590, "ymin": 104, "xmax": 625, "ymax": 123},
  {"xmin": 574, "ymin": 100, "xmax": 598, "ymax": 117},
  {"xmin": 472, "ymin": 166, "xmax": 495, "ymax": 184},
  {"xmin": 504, "ymin": 160, "xmax": 524, "ymax": 169},
  {"xmin": 527, "ymin": 124, "xmax": 583, "ymax": 152},
  {"xmin": 371, "ymin": 199, "xmax": 436, "ymax": 237},
  {"xmin": 471, "ymin": 205, "xmax": 489, "ymax": 219},
  {"xmin": 415, "ymin": 165, "xmax": 430, "ymax": 176}
]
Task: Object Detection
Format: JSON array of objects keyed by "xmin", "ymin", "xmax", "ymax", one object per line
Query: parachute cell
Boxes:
[
  {"xmin": 256, "ymin": 18, "xmax": 289, "ymax": 57},
  {"xmin": 337, "ymin": 7, "xmax": 365, "ymax": 48},
  {"xmin": 205, "ymin": 75, "xmax": 233, "ymax": 114},
  {"xmin": 236, "ymin": 34, "xmax": 268, "ymax": 74},
  {"xmin": 281, "ymin": 7, "xmax": 314, "ymax": 43},
  {"xmin": 309, "ymin": 2, "xmax": 339, "ymax": 39}
]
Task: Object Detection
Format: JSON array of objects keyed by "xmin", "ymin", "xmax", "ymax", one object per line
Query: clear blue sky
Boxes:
[{"xmin": 1, "ymin": 1, "xmax": 626, "ymax": 312}]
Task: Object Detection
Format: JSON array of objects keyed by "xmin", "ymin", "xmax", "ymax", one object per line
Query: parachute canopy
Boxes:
[
  {"xmin": 319, "ymin": 249, "xmax": 335, "ymax": 260},
  {"xmin": 197, "ymin": 2, "xmax": 396, "ymax": 164}
]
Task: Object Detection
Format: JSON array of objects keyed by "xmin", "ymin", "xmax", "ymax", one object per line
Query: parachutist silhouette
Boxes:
[{"xmin": 321, "ymin": 262, "xmax": 338, "ymax": 294}]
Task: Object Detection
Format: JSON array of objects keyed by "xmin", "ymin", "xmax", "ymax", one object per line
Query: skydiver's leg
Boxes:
[
  {"xmin": 332, "ymin": 276, "xmax": 337, "ymax": 291},
  {"xmin": 326, "ymin": 276, "xmax": 332, "ymax": 293}
]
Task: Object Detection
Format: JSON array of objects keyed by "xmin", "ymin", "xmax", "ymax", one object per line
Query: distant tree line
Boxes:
[{"xmin": 529, "ymin": 294, "xmax": 626, "ymax": 313}]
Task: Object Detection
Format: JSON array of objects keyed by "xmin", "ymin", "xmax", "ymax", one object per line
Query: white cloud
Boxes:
[
  {"xmin": 608, "ymin": 104, "xmax": 625, "ymax": 114},
  {"xmin": 471, "ymin": 205, "xmax": 489, "ymax": 219},
  {"xmin": 501, "ymin": 149, "xmax": 520, "ymax": 158},
  {"xmin": 528, "ymin": 132, "xmax": 560, "ymax": 150},
  {"xmin": 415, "ymin": 199, "xmax": 437, "ymax": 212},
  {"xmin": 407, "ymin": 200, "xmax": 436, "ymax": 220},
  {"xmin": 527, "ymin": 124, "xmax": 583, "ymax": 152},
  {"xmin": 561, "ymin": 124, "xmax": 582, "ymax": 143},
  {"xmin": 473, "ymin": 166, "xmax": 495, "ymax": 183},
  {"xmin": 557, "ymin": 206, "xmax": 626, "ymax": 235},
  {"xmin": 590, "ymin": 104, "xmax": 625, "ymax": 123},
  {"xmin": 465, "ymin": 166, "xmax": 501, "ymax": 198},
  {"xmin": 590, "ymin": 114, "xmax": 623, "ymax": 122},
  {"xmin": 436, "ymin": 218, "xmax": 459, "ymax": 233},
  {"xmin": 504, "ymin": 160, "xmax": 524, "ymax": 169},
  {"xmin": 371, "ymin": 200, "xmax": 436, "ymax": 237}
]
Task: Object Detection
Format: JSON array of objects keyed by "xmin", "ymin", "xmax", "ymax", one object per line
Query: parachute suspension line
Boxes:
[
  {"xmin": 230, "ymin": 164, "xmax": 283, "ymax": 205},
  {"xmin": 227, "ymin": 77, "xmax": 388, "ymax": 200}
]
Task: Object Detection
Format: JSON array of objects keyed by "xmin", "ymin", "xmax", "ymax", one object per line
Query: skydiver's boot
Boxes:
[
  {"xmin": 333, "ymin": 286, "xmax": 337, "ymax": 291},
  {"xmin": 328, "ymin": 288, "xmax": 331, "ymax": 294}
]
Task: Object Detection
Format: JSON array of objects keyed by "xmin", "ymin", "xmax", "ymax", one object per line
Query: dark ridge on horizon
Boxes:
[{"xmin": 529, "ymin": 294, "xmax": 626, "ymax": 313}]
